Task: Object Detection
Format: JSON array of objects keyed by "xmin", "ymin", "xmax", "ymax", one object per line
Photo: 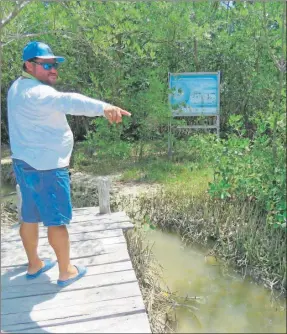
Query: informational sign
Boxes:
[{"xmin": 168, "ymin": 72, "xmax": 220, "ymax": 116}]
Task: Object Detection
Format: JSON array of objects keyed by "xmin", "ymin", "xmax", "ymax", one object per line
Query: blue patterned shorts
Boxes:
[{"xmin": 12, "ymin": 159, "xmax": 72, "ymax": 226}]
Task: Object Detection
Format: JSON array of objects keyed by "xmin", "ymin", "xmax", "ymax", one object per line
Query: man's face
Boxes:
[{"xmin": 25, "ymin": 58, "xmax": 59, "ymax": 86}]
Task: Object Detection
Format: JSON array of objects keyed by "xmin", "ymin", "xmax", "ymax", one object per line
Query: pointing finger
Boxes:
[{"xmin": 120, "ymin": 109, "xmax": 131, "ymax": 116}]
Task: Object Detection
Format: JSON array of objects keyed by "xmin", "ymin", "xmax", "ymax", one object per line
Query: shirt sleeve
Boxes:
[{"xmin": 29, "ymin": 84, "xmax": 110, "ymax": 117}]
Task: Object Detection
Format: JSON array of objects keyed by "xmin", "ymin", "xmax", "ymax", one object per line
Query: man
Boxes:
[{"xmin": 7, "ymin": 41, "xmax": 131, "ymax": 287}]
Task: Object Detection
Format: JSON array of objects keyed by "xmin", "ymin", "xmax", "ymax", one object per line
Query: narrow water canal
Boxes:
[{"xmin": 145, "ymin": 229, "xmax": 286, "ymax": 333}]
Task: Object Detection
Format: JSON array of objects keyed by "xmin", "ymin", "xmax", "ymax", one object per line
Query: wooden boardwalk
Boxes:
[{"xmin": 1, "ymin": 207, "xmax": 151, "ymax": 333}]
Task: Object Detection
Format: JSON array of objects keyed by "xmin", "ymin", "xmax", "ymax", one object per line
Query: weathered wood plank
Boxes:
[
  {"xmin": 1, "ymin": 221, "xmax": 134, "ymax": 243},
  {"xmin": 1, "ymin": 235, "xmax": 126, "ymax": 253},
  {"xmin": 1, "ymin": 208, "xmax": 133, "ymax": 242},
  {"xmin": 3, "ymin": 295, "xmax": 146, "ymax": 332},
  {"xmin": 2, "ymin": 259, "xmax": 133, "ymax": 287},
  {"xmin": 1, "ymin": 245, "xmax": 130, "ymax": 272},
  {"xmin": 1, "ymin": 229, "xmax": 123, "ymax": 245},
  {"xmin": 1, "ymin": 229, "xmax": 127, "ymax": 246},
  {"xmin": 72, "ymin": 207, "xmax": 100, "ymax": 215},
  {"xmin": 10, "ymin": 312, "xmax": 151, "ymax": 333},
  {"xmin": 2, "ymin": 269, "xmax": 137, "ymax": 300},
  {"xmin": 1, "ymin": 241, "xmax": 130, "ymax": 267},
  {"xmin": 97, "ymin": 177, "xmax": 111, "ymax": 214},
  {"xmin": 2, "ymin": 280, "xmax": 141, "ymax": 315},
  {"xmin": 71, "ymin": 220, "xmax": 134, "ymax": 232},
  {"xmin": 71, "ymin": 212, "xmax": 129, "ymax": 224}
]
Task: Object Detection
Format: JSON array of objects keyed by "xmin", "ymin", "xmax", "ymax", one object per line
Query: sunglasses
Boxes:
[{"xmin": 30, "ymin": 60, "xmax": 59, "ymax": 70}]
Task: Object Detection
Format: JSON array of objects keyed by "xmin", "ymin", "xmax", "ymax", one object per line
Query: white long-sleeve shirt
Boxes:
[{"xmin": 7, "ymin": 73, "xmax": 109, "ymax": 170}]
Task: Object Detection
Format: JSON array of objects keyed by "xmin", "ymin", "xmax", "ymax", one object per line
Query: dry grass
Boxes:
[
  {"xmin": 116, "ymin": 188, "xmax": 286, "ymax": 298},
  {"xmin": 124, "ymin": 227, "xmax": 176, "ymax": 333},
  {"xmin": 0, "ymin": 144, "xmax": 11, "ymax": 160},
  {"xmin": 0, "ymin": 203, "xmax": 19, "ymax": 231}
]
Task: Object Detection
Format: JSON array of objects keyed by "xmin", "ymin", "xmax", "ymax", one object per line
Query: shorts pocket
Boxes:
[{"xmin": 55, "ymin": 168, "xmax": 70, "ymax": 191}]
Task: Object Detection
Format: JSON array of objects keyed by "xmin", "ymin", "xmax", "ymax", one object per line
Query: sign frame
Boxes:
[
  {"xmin": 167, "ymin": 71, "xmax": 221, "ymax": 157},
  {"xmin": 168, "ymin": 71, "xmax": 220, "ymax": 117}
]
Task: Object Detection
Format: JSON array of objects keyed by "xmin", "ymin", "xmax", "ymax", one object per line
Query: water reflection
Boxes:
[{"xmin": 145, "ymin": 229, "xmax": 286, "ymax": 333}]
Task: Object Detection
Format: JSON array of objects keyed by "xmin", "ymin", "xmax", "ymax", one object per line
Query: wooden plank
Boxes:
[
  {"xmin": 10, "ymin": 312, "xmax": 151, "ymax": 333},
  {"xmin": 1, "ymin": 229, "xmax": 124, "ymax": 245},
  {"xmin": 72, "ymin": 207, "xmax": 100, "ymax": 214},
  {"xmin": 71, "ymin": 213, "xmax": 129, "ymax": 224},
  {"xmin": 2, "ymin": 280, "xmax": 141, "ymax": 315},
  {"xmin": 1, "ymin": 209, "xmax": 133, "ymax": 242},
  {"xmin": 1, "ymin": 245, "xmax": 130, "ymax": 272},
  {"xmin": 72, "ymin": 207, "xmax": 100, "ymax": 215},
  {"xmin": 1, "ymin": 235, "xmax": 126, "ymax": 253},
  {"xmin": 71, "ymin": 220, "xmax": 133, "ymax": 232},
  {"xmin": 1, "ymin": 241, "xmax": 130, "ymax": 267},
  {"xmin": 97, "ymin": 177, "xmax": 111, "ymax": 214},
  {"xmin": 2, "ymin": 269, "xmax": 137, "ymax": 300},
  {"xmin": 2, "ymin": 295, "xmax": 146, "ymax": 332},
  {"xmin": 2, "ymin": 259, "xmax": 134, "ymax": 287},
  {"xmin": 68, "ymin": 220, "xmax": 134, "ymax": 232},
  {"xmin": 83, "ymin": 313, "xmax": 150, "ymax": 334},
  {"xmin": 72, "ymin": 209, "xmax": 126, "ymax": 219},
  {"xmin": 1, "ymin": 221, "xmax": 133, "ymax": 242}
]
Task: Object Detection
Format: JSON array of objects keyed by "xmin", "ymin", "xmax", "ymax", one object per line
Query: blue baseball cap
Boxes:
[{"xmin": 22, "ymin": 41, "xmax": 65, "ymax": 62}]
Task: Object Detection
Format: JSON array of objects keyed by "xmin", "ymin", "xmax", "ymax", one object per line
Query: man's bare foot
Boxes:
[
  {"xmin": 58, "ymin": 264, "xmax": 79, "ymax": 281},
  {"xmin": 27, "ymin": 259, "xmax": 45, "ymax": 274}
]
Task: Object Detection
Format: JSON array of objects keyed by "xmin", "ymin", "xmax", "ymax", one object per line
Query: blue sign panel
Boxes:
[{"xmin": 169, "ymin": 72, "xmax": 220, "ymax": 116}]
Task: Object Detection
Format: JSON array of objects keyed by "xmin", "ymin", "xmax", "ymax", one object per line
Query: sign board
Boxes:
[{"xmin": 168, "ymin": 72, "xmax": 220, "ymax": 116}]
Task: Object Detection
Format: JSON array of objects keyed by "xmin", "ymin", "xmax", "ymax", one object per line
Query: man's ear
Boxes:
[{"xmin": 25, "ymin": 61, "xmax": 34, "ymax": 72}]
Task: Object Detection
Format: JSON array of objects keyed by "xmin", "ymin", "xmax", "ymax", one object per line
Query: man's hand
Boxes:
[{"xmin": 104, "ymin": 105, "xmax": 131, "ymax": 124}]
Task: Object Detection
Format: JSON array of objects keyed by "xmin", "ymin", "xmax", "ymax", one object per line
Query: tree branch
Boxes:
[
  {"xmin": 0, "ymin": 0, "xmax": 32, "ymax": 30},
  {"xmin": 1, "ymin": 30, "xmax": 72, "ymax": 47},
  {"xmin": 261, "ymin": 3, "xmax": 284, "ymax": 73}
]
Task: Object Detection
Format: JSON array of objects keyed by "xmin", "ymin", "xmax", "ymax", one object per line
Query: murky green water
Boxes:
[{"xmin": 145, "ymin": 229, "xmax": 286, "ymax": 333}]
